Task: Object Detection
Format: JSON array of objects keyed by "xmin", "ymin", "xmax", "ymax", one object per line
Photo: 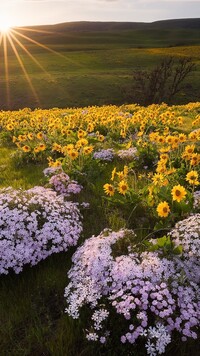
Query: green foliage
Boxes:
[{"xmin": 145, "ymin": 235, "xmax": 183, "ymax": 256}]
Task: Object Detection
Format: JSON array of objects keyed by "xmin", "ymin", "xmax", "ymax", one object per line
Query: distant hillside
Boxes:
[
  {"xmin": 1, "ymin": 18, "xmax": 200, "ymax": 110},
  {"xmin": 150, "ymin": 18, "xmax": 200, "ymax": 30},
  {"xmin": 15, "ymin": 18, "xmax": 200, "ymax": 33}
]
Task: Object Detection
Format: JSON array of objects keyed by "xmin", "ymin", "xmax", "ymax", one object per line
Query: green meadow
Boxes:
[{"xmin": 0, "ymin": 20, "xmax": 200, "ymax": 110}]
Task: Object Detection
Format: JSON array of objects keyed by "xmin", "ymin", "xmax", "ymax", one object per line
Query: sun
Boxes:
[{"xmin": 0, "ymin": 19, "xmax": 12, "ymax": 34}]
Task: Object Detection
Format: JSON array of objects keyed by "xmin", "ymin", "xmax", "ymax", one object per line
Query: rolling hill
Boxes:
[{"xmin": 0, "ymin": 18, "xmax": 199, "ymax": 110}]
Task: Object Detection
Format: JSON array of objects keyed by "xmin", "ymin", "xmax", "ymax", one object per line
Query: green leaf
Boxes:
[
  {"xmin": 157, "ymin": 236, "xmax": 167, "ymax": 247},
  {"xmin": 173, "ymin": 245, "xmax": 183, "ymax": 255}
]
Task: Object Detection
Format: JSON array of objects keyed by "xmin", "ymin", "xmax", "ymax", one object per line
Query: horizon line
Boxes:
[{"xmin": 11, "ymin": 16, "xmax": 200, "ymax": 29}]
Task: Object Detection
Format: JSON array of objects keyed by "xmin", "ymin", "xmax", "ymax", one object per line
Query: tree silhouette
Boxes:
[{"xmin": 125, "ymin": 57, "xmax": 196, "ymax": 105}]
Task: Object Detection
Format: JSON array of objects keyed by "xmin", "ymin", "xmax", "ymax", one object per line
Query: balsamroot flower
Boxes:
[
  {"xmin": 156, "ymin": 201, "xmax": 170, "ymax": 218},
  {"xmin": 103, "ymin": 183, "xmax": 115, "ymax": 196},
  {"xmin": 22, "ymin": 145, "xmax": 31, "ymax": 152},
  {"xmin": 68, "ymin": 149, "xmax": 79, "ymax": 160},
  {"xmin": 118, "ymin": 180, "xmax": 129, "ymax": 195},
  {"xmin": 186, "ymin": 171, "xmax": 199, "ymax": 186},
  {"xmin": 190, "ymin": 153, "xmax": 200, "ymax": 166},
  {"xmin": 171, "ymin": 185, "xmax": 187, "ymax": 202}
]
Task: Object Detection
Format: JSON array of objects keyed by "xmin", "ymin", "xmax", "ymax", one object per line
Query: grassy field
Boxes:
[{"xmin": 0, "ymin": 20, "xmax": 200, "ymax": 110}]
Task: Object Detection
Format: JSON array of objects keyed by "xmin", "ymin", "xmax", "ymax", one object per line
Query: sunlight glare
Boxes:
[
  {"xmin": 0, "ymin": 20, "xmax": 72, "ymax": 109},
  {"xmin": 0, "ymin": 18, "xmax": 12, "ymax": 34}
]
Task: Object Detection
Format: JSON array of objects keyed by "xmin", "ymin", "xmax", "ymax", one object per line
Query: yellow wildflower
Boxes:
[
  {"xmin": 34, "ymin": 147, "xmax": 40, "ymax": 153},
  {"xmin": 160, "ymin": 154, "xmax": 169, "ymax": 162},
  {"xmin": 179, "ymin": 133, "xmax": 187, "ymax": 143},
  {"xmin": 157, "ymin": 201, "xmax": 170, "ymax": 218},
  {"xmin": 111, "ymin": 167, "xmax": 117, "ymax": 181},
  {"xmin": 28, "ymin": 133, "xmax": 34, "ymax": 140},
  {"xmin": 185, "ymin": 144, "xmax": 195, "ymax": 155},
  {"xmin": 38, "ymin": 144, "xmax": 46, "ymax": 151},
  {"xmin": 137, "ymin": 131, "xmax": 144, "ymax": 137},
  {"xmin": 76, "ymin": 138, "xmax": 88, "ymax": 148},
  {"xmin": 6, "ymin": 124, "xmax": 14, "ymax": 131},
  {"xmin": 18, "ymin": 135, "xmax": 27, "ymax": 142},
  {"xmin": 186, "ymin": 171, "xmax": 199, "ymax": 186},
  {"xmin": 78, "ymin": 129, "xmax": 87, "ymax": 139},
  {"xmin": 37, "ymin": 132, "xmax": 43, "ymax": 140},
  {"xmin": 83, "ymin": 146, "xmax": 94, "ymax": 155},
  {"xmin": 98, "ymin": 134, "xmax": 105, "ymax": 142},
  {"xmin": 157, "ymin": 136, "xmax": 165, "ymax": 144},
  {"xmin": 103, "ymin": 183, "xmax": 115, "ymax": 196},
  {"xmin": 69, "ymin": 150, "xmax": 79, "ymax": 160},
  {"xmin": 171, "ymin": 185, "xmax": 187, "ymax": 202},
  {"xmin": 123, "ymin": 165, "xmax": 129, "ymax": 178},
  {"xmin": 64, "ymin": 144, "xmax": 74, "ymax": 154},
  {"xmin": 152, "ymin": 173, "xmax": 166, "ymax": 186},
  {"xmin": 156, "ymin": 161, "xmax": 167, "ymax": 174},
  {"xmin": 118, "ymin": 180, "xmax": 129, "ymax": 195},
  {"xmin": 52, "ymin": 143, "xmax": 62, "ymax": 152},
  {"xmin": 22, "ymin": 145, "xmax": 31, "ymax": 152},
  {"xmin": 190, "ymin": 153, "xmax": 200, "ymax": 166},
  {"xmin": 188, "ymin": 132, "xmax": 197, "ymax": 141},
  {"xmin": 53, "ymin": 160, "xmax": 62, "ymax": 168},
  {"xmin": 165, "ymin": 135, "xmax": 174, "ymax": 145}
]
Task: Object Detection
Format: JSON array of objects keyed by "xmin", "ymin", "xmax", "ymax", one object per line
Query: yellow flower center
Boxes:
[{"xmin": 121, "ymin": 185, "xmax": 127, "ymax": 191}]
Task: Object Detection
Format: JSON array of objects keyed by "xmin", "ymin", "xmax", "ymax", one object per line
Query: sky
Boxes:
[{"xmin": 0, "ymin": 0, "xmax": 200, "ymax": 28}]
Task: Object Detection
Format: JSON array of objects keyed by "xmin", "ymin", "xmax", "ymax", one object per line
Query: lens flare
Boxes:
[
  {"xmin": 0, "ymin": 18, "xmax": 75, "ymax": 109},
  {"xmin": 0, "ymin": 19, "xmax": 11, "ymax": 34}
]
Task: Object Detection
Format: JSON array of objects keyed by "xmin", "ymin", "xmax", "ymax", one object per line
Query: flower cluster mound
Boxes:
[
  {"xmin": 0, "ymin": 186, "xmax": 82, "ymax": 274},
  {"xmin": 65, "ymin": 215, "xmax": 200, "ymax": 355}
]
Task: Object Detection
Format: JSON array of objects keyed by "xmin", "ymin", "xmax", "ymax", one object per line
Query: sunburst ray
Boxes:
[
  {"xmin": 12, "ymin": 28, "xmax": 67, "ymax": 60},
  {"xmin": 0, "ymin": 32, "xmax": 3, "ymax": 46},
  {"xmin": 3, "ymin": 33, "xmax": 11, "ymax": 107},
  {"xmin": 15, "ymin": 26, "xmax": 55, "ymax": 35},
  {"xmin": 0, "ymin": 23, "xmax": 82, "ymax": 109},
  {"xmin": 7, "ymin": 32, "xmax": 40, "ymax": 105},
  {"xmin": 9, "ymin": 30, "xmax": 52, "ymax": 79}
]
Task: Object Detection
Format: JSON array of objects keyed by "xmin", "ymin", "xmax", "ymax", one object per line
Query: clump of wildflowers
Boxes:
[
  {"xmin": 0, "ymin": 186, "xmax": 82, "ymax": 274},
  {"xmin": 169, "ymin": 214, "xmax": 200, "ymax": 260},
  {"xmin": 49, "ymin": 172, "xmax": 82, "ymax": 197},
  {"xmin": 93, "ymin": 149, "xmax": 114, "ymax": 161},
  {"xmin": 65, "ymin": 221, "xmax": 200, "ymax": 355},
  {"xmin": 43, "ymin": 166, "xmax": 61, "ymax": 177},
  {"xmin": 103, "ymin": 165, "xmax": 130, "ymax": 197},
  {"xmin": 117, "ymin": 147, "xmax": 138, "ymax": 161}
]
